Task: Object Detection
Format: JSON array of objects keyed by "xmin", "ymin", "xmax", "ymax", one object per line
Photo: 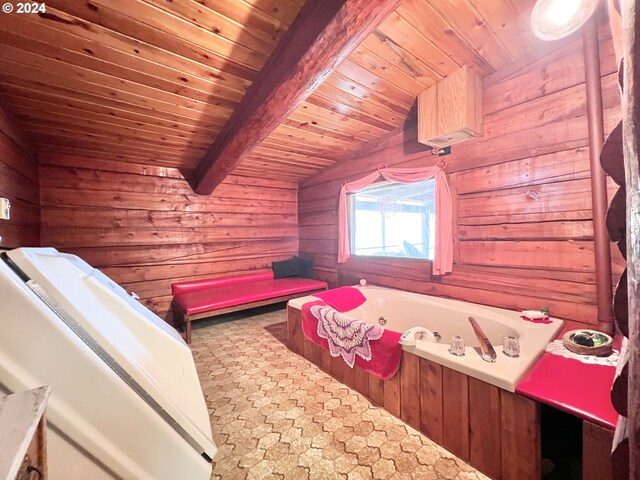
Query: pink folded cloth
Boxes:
[
  {"xmin": 313, "ymin": 286, "xmax": 367, "ymax": 312},
  {"xmin": 520, "ymin": 315, "xmax": 553, "ymax": 324},
  {"xmin": 301, "ymin": 300, "xmax": 402, "ymax": 380}
]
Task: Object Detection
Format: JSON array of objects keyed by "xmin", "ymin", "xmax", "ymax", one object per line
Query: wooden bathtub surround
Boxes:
[
  {"xmin": 287, "ymin": 306, "xmax": 540, "ymax": 480},
  {"xmin": 193, "ymin": 0, "xmax": 402, "ymax": 194},
  {"xmin": 583, "ymin": 421, "xmax": 615, "ymax": 480}
]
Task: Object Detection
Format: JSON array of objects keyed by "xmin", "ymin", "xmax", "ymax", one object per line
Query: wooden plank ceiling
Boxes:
[
  {"xmin": 0, "ymin": 0, "xmax": 542, "ymax": 184},
  {"xmin": 0, "ymin": 0, "xmax": 305, "ymax": 170},
  {"xmin": 243, "ymin": 0, "xmax": 544, "ymax": 182}
]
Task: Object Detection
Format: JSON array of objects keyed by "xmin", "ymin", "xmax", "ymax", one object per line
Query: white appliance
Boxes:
[{"xmin": 0, "ymin": 247, "xmax": 216, "ymax": 480}]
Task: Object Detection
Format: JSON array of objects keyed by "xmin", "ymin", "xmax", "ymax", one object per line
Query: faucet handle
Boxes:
[
  {"xmin": 449, "ymin": 336, "xmax": 465, "ymax": 356},
  {"xmin": 503, "ymin": 336, "xmax": 520, "ymax": 358}
]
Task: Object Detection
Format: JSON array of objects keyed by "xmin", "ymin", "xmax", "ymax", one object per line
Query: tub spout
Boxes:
[
  {"xmin": 468, "ymin": 316, "xmax": 497, "ymax": 363},
  {"xmin": 399, "ymin": 327, "xmax": 440, "ymax": 346}
]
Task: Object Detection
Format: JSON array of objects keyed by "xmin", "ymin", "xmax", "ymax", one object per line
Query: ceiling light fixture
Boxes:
[{"xmin": 531, "ymin": 0, "xmax": 600, "ymax": 41}]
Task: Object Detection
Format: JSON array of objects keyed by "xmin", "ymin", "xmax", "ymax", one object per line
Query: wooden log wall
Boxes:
[
  {"xmin": 0, "ymin": 104, "xmax": 40, "ymax": 248},
  {"xmin": 299, "ymin": 29, "xmax": 625, "ymax": 326},
  {"xmin": 38, "ymin": 152, "xmax": 299, "ymax": 319}
]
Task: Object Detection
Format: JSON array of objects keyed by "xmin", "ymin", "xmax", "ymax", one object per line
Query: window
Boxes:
[{"xmin": 348, "ymin": 178, "xmax": 436, "ymax": 260}]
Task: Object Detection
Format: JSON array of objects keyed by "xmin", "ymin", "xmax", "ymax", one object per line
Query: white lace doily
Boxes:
[{"xmin": 545, "ymin": 339, "xmax": 619, "ymax": 367}]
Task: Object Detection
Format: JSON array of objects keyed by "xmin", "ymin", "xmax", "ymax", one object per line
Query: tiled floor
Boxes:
[{"xmin": 191, "ymin": 307, "xmax": 489, "ymax": 480}]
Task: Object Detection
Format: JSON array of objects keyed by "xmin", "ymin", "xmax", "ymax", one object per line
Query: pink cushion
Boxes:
[
  {"xmin": 174, "ymin": 277, "xmax": 328, "ymax": 316},
  {"xmin": 171, "ymin": 271, "xmax": 274, "ymax": 295}
]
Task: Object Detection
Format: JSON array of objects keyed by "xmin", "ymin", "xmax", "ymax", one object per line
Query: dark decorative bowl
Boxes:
[{"xmin": 562, "ymin": 329, "xmax": 614, "ymax": 356}]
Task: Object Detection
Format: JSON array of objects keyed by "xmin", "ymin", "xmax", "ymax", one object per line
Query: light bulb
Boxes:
[
  {"xmin": 546, "ymin": 0, "xmax": 581, "ymax": 27},
  {"xmin": 531, "ymin": 0, "xmax": 600, "ymax": 41}
]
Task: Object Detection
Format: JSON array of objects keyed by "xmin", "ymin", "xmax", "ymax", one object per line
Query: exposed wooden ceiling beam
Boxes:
[{"xmin": 191, "ymin": 0, "xmax": 402, "ymax": 194}]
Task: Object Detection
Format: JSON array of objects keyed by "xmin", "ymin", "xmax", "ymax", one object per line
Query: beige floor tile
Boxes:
[
  {"xmin": 246, "ymin": 459, "xmax": 276, "ymax": 480},
  {"xmin": 237, "ymin": 448, "xmax": 266, "ymax": 469},
  {"xmin": 347, "ymin": 465, "xmax": 374, "ymax": 479},
  {"xmin": 434, "ymin": 458, "xmax": 461, "ymax": 479},
  {"xmin": 371, "ymin": 458, "xmax": 397, "ymax": 479},
  {"xmin": 416, "ymin": 444, "xmax": 442, "ymax": 466},
  {"xmin": 333, "ymin": 452, "xmax": 359, "ymax": 474},
  {"xmin": 282, "ymin": 466, "xmax": 309, "ymax": 479},
  {"xmin": 411, "ymin": 464, "xmax": 437, "ymax": 479},
  {"xmin": 400, "ymin": 434, "xmax": 424, "ymax": 453},
  {"xmin": 353, "ymin": 420, "xmax": 374, "ymax": 437},
  {"xmin": 320, "ymin": 441, "xmax": 346, "ymax": 461},
  {"xmin": 192, "ymin": 308, "xmax": 488, "ymax": 480}
]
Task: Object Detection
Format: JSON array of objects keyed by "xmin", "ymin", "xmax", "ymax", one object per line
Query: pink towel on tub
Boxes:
[
  {"xmin": 313, "ymin": 286, "xmax": 366, "ymax": 312},
  {"xmin": 520, "ymin": 315, "xmax": 553, "ymax": 324},
  {"xmin": 301, "ymin": 300, "xmax": 402, "ymax": 380}
]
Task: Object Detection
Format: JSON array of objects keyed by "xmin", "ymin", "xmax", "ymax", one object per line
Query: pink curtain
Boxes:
[{"xmin": 338, "ymin": 163, "xmax": 453, "ymax": 275}]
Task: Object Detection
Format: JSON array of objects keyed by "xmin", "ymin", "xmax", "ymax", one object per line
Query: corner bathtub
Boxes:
[
  {"xmin": 286, "ymin": 285, "xmax": 564, "ymax": 479},
  {"xmin": 288, "ymin": 284, "xmax": 563, "ymax": 392}
]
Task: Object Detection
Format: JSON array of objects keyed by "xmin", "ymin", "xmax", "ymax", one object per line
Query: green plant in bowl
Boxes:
[{"xmin": 573, "ymin": 331, "xmax": 609, "ymax": 347}]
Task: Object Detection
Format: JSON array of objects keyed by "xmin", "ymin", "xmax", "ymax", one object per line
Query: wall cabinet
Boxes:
[{"xmin": 418, "ymin": 65, "xmax": 484, "ymax": 148}]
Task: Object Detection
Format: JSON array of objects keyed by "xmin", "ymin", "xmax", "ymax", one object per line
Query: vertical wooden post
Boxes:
[
  {"xmin": 583, "ymin": 19, "xmax": 615, "ymax": 334},
  {"xmin": 621, "ymin": 0, "xmax": 640, "ymax": 476}
]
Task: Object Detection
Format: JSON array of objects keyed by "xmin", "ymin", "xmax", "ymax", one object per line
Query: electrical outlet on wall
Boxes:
[{"xmin": 0, "ymin": 198, "xmax": 10, "ymax": 220}]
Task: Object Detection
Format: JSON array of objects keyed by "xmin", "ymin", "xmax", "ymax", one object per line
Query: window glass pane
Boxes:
[{"xmin": 349, "ymin": 179, "xmax": 436, "ymax": 260}]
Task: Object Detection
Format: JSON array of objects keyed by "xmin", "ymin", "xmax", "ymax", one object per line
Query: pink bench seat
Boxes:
[{"xmin": 171, "ymin": 271, "xmax": 327, "ymax": 343}]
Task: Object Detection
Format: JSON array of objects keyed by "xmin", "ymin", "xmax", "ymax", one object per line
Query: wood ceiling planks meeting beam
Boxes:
[{"xmin": 191, "ymin": 0, "xmax": 402, "ymax": 195}]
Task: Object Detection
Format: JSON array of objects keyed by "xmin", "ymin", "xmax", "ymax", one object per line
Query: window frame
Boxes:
[{"xmin": 346, "ymin": 178, "xmax": 437, "ymax": 263}]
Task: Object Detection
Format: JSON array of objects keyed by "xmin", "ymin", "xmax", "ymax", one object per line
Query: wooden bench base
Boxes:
[{"xmin": 174, "ymin": 289, "xmax": 327, "ymax": 344}]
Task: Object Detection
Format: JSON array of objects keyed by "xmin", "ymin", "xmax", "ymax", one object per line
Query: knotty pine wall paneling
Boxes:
[
  {"xmin": 299, "ymin": 29, "xmax": 624, "ymax": 326},
  {"xmin": 39, "ymin": 153, "xmax": 299, "ymax": 319},
  {"xmin": 0, "ymin": 104, "xmax": 40, "ymax": 248}
]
